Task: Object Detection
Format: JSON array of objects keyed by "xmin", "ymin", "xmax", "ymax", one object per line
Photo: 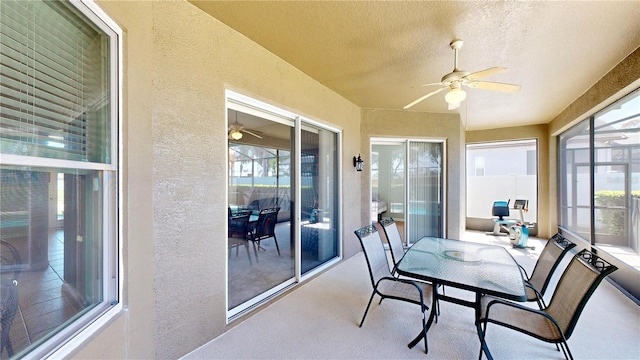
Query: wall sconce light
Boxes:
[{"xmin": 353, "ymin": 154, "xmax": 364, "ymax": 172}]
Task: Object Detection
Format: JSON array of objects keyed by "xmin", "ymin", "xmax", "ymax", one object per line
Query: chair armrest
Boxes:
[
  {"xmin": 518, "ymin": 263, "xmax": 530, "ymax": 280},
  {"xmin": 376, "ymin": 276, "xmax": 429, "ymax": 309},
  {"xmin": 525, "ymin": 281, "xmax": 543, "ymax": 299},
  {"xmin": 377, "ymin": 276, "xmax": 425, "ymax": 294},
  {"xmin": 524, "ymin": 281, "xmax": 548, "ymax": 308},
  {"xmin": 483, "ymin": 297, "xmax": 560, "ymax": 329}
]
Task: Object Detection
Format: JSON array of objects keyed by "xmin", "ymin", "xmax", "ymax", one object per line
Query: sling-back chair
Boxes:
[
  {"xmin": 355, "ymin": 224, "xmax": 435, "ymax": 354},
  {"xmin": 477, "ymin": 249, "xmax": 617, "ymax": 360}
]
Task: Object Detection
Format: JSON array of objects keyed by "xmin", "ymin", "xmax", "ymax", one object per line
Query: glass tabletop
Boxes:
[{"xmin": 397, "ymin": 236, "xmax": 527, "ymax": 301}]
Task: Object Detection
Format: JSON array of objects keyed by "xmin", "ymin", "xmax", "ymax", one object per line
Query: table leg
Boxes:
[
  {"xmin": 476, "ymin": 320, "xmax": 493, "ymax": 360},
  {"xmin": 475, "ymin": 292, "xmax": 482, "ymax": 321}
]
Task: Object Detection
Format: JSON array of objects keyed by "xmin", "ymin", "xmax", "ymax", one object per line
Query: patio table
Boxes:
[{"xmin": 396, "ymin": 236, "xmax": 527, "ymax": 350}]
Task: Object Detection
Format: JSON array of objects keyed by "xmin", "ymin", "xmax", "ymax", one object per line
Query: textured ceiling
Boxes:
[{"xmin": 190, "ymin": 1, "xmax": 640, "ymax": 131}]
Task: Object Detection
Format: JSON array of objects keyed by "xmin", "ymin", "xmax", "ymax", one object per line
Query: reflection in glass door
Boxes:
[
  {"xmin": 300, "ymin": 126, "xmax": 339, "ymax": 274},
  {"xmin": 226, "ymin": 92, "xmax": 341, "ymax": 319},
  {"xmin": 407, "ymin": 141, "xmax": 443, "ymax": 242},
  {"xmin": 371, "ymin": 143, "xmax": 405, "ymax": 224},
  {"xmin": 227, "ymin": 109, "xmax": 295, "ymax": 313}
]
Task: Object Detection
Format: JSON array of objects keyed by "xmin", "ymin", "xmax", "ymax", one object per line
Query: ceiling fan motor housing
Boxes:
[
  {"xmin": 449, "ymin": 38, "xmax": 464, "ymax": 50},
  {"xmin": 441, "ymin": 71, "xmax": 470, "ymax": 85}
]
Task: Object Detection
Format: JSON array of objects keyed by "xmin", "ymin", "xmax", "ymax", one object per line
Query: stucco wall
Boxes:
[
  {"xmin": 77, "ymin": 1, "xmax": 361, "ymax": 359},
  {"xmin": 549, "ymin": 47, "xmax": 640, "ymax": 136},
  {"xmin": 360, "ymin": 109, "xmax": 466, "ymax": 240}
]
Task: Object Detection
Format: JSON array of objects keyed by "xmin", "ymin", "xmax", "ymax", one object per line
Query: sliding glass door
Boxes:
[
  {"xmin": 407, "ymin": 141, "xmax": 444, "ymax": 242},
  {"xmin": 227, "ymin": 109, "xmax": 294, "ymax": 312},
  {"xmin": 372, "ymin": 139, "xmax": 444, "ymax": 245},
  {"xmin": 226, "ymin": 92, "xmax": 340, "ymax": 318},
  {"xmin": 300, "ymin": 126, "xmax": 339, "ymax": 273}
]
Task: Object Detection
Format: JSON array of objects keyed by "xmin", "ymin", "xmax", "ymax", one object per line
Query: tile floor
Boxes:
[{"xmin": 2, "ymin": 230, "xmax": 78, "ymax": 359}]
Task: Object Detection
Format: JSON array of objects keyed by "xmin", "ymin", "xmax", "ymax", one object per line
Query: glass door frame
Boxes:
[
  {"xmin": 225, "ymin": 90, "xmax": 342, "ymax": 321},
  {"xmin": 371, "ymin": 137, "xmax": 446, "ymax": 246},
  {"xmin": 406, "ymin": 139, "xmax": 445, "ymax": 243}
]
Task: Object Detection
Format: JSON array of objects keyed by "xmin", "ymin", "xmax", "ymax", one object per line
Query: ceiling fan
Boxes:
[
  {"xmin": 404, "ymin": 39, "xmax": 521, "ymax": 110},
  {"xmin": 228, "ymin": 111, "xmax": 263, "ymax": 140}
]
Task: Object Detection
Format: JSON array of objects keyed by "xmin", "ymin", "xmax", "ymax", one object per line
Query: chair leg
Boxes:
[
  {"xmin": 476, "ymin": 319, "xmax": 493, "ymax": 360},
  {"xmin": 0, "ymin": 336, "xmax": 13, "ymax": 359},
  {"xmin": 559, "ymin": 340, "xmax": 574, "ymax": 360},
  {"xmin": 244, "ymin": 242, "xmax": 252, "ymax": 265},
  {"xmin": 7, "ymin": 339, "xmax": 13, "ymax": 358},
  {"xmin": 273, "ymin": 234, "xmax": 281, "ymax": 255},
  {"xmin": 421, "ymin": 304, "xmax": 429, "ymax": 354},
  {"xmin": 251, "ymin": 241, "xmax": 259, "ymax": 263},
  {"xmin": 359, "ymin": 291, "xmax": 377, "ymax": 327}
]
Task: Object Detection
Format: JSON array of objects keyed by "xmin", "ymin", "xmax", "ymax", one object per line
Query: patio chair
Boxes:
[
  {"xmin": 378, "ymin": 218, "xmax": 405, "ymax": 274},
  {"xmin": 518, "ymin": 233, "xmax": 576, "ymax": 308},
  {"xmin": 246, "ymin": 207, "xmax": 281, "ymax": 257},
  {"xmin": 228, "ymin": 208, "xmax": 253, "ymax": 264},
  {"xmin": 477, "ymin": 249, "xmax": 617, "ymax": 360},
  {"xmin": 1, "ymin": 240, "xmax": 21, "ymax": 358},
  {"xmin": 379, "ymin": 218, "xmax": 442, "ymax": 320},
  {"xmin": 354, "ymin": 224, "xmax": 435, "ymax": 354},
  {"xmin": 228, "ymin": 208, "xmax": 250, "ymax": 237}
]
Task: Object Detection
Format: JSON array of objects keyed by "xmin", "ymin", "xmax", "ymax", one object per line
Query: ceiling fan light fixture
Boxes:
[
  {"xmin": 404, "ymin": 39, "xmax": 519, "ymax": 110},
  {"xmin": 445, "ymin": 87, "xmax": 467, "ymax": 105},
  {"xmin": 229, "ymin": 129, "xmax": 243, "ymax": 140}
]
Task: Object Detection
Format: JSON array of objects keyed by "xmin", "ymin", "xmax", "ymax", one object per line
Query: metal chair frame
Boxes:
[
  {"xmin": 355, "ymin": 225, "xmax": 435, "ymax": 354},
  {"xmin": 477, "ymin": 249, "xmax": 617, "ymax": 360},
  {"xmin": 379, "ymin": 217, "xmax": 442, "ymax": 320},
  {"xmin": 518, "ymin": 232, "xmax": 576, "ymax": 308},
  {"xmin": 246, "ymin": 207, "xmax": 281, "ymax": 257},
  {"xmin": 378, "ymin": 218, "xmax": 405, "ymax": 274}
]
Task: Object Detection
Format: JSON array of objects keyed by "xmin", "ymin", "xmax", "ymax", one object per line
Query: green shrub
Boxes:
[{"xmin": 594, "ymin": 190, "xmax": 640, "ymax": 235}]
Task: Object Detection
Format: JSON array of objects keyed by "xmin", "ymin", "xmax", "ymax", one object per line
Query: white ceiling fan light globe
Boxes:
[
  {"xmin": 445, "ymin": 87, "xmax": 467, "ymax": 105},
  {"xmin": 230, "ymin": 130, "xmax": 243, "ymax": 140},
  {"xmin": 448, "ymin": 101, "xmax": 461, "ymax": 110}
]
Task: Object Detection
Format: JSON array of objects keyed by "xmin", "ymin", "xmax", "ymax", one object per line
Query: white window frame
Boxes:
[
  {"xmin": 466, "ymin": 139, "xmax": 538, "ymax": 223},
  {"xmin": 0, "ymin": 0, "xmax": 123, "ymax": 358}
]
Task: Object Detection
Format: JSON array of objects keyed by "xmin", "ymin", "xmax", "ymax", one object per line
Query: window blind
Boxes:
[{"xmin": 0, "ymin": 0, "xmax": 109, "ymax": 163}]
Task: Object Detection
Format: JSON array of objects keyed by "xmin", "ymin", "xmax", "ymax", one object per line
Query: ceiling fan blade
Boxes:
[
  {"xmin": 418, "ymin": 82, "xmax": 444, "ymax": 88},
  {"xmin": 242, "ymin": 129, "xmax": 263, "ymax": 139},
  {"xmin": 403, "ymin": 87, "xmax": 447, "ymax": 109},
  {"xmin": 467, "ymin": 81, "xmax": 521, "ymax": 93},
  {"xmin": 465, "ymin": 67, "xmax": 507, "ymax": 80}
]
